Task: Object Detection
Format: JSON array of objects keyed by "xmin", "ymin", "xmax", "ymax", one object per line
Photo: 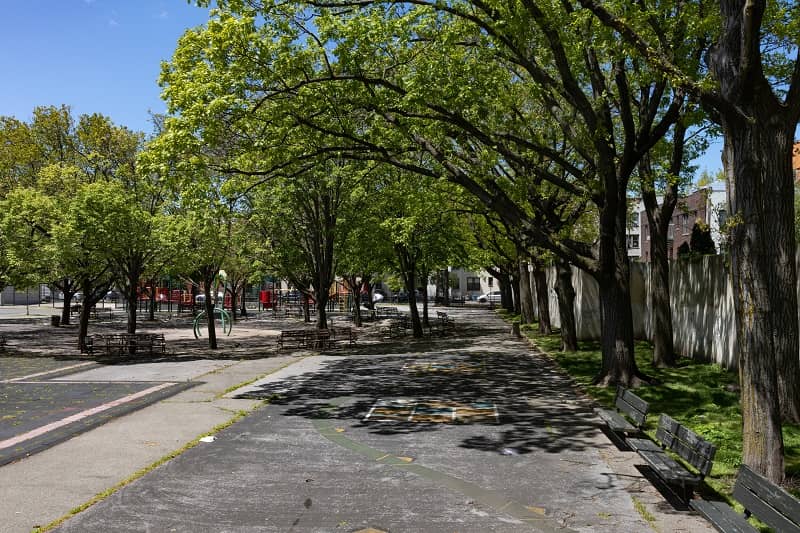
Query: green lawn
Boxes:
[{"xmin": 511, "ymin": 317, "xmax": 800, "ymax": 504}]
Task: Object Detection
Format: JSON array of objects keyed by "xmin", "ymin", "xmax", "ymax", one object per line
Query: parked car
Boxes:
[
  {"xmin": 477, "ymin": 290, "xmax": 502, "ymax": 303},
  {"xmin": 195, "ymin": 292, "xmax": 225, "ymax": 305},
  {"xmin": 104, "ymin": 290, "xmax": 121, "ymax": 301}
]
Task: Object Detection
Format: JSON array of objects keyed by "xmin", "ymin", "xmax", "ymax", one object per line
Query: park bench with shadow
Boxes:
[
  {"xmin": 627, "ymin": 413, "xmax": 716, "ymax": 502},
  {"xmin": 277, "ymin": 328, "xmax": 337, "ymax": 350},
  {"xmin": 426, "ymin": 311, "xmax": 455, "ymax": 337},
  {"xmin": 690, "ymin": 464, "xmax": 800, "ymax": 532},
  {"xmin": 70, "ymin": 305, "xmax": 114, "ymax": 321},
  {"xmin": 84, "ymin": 333, "xmax": 166, "ymax": 358},
  {"xmin": 277, "ymin": 329, "xmax": 308, "ymax": 349},
  {"xmin": 375, "ymin": 306, "xmax": 402, "ymax": 320},
  {"xmin": 330, "ymin": 326, "xmax": 357, "ymax": 346},
  {"xmin": 596, "ymin": 386, "xmax": 650, "ymax": 443}
]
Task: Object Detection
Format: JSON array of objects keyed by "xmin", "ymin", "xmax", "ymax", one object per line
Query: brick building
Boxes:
[{"xmin": 636, "ymin": 188, "xmax": 726, "ymax": 262}]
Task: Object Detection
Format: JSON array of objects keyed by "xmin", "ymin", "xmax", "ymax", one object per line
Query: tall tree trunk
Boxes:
[
  {"xmin": 203, "ymin": 275, "xmax": 218, "ymax": 350},
  {"xmin": 510, "ymin": 272, "xmax": 520, "ymax": 314},
  {"xmin": 640, "ymin": 132, "xmax": 681, "ymax": 368},
  {"xmin": 149, "ymin": 282, "xmax": 156, "ymax": 321},
  {"xmin": 126, "ymin": 287, "xmax": 137, "ymax": 335},
  {"xmin": 702, "ymin": 0, "xmax": 800, "ymax": 480},
  {"xmin": 593, "ymin": 195, "xmax": 644, "ymax": 387},
  {"xmin": 420, "ymin": 269, "xmax": 430, "ymax": 327},
  {"xmin": 554, "ymin": 258, "xmax": 578, "ymax": 352},
  {"xmin": 518, "ymin": 259, "xmax": 535, "ymax": 324},
  {"xmin": 59, "ymin": 278, "xmax": 74, "ymax": 326},
  {"xmin": 649, "ymin": 229, "xmax": 676, "ymax": 367},
  {"xmin": 722, "ymin": 124, "xmax": 790, "ymax": 480},
  {"xmin": 239, "ymin": 280, "xmax": 247, "ymax": 318},
  {"xmin": 440, "ymin": 269, "xmax": 450, "ymax": 306},
  {"xmin": 344, "ymin": 275, "xmax": 362, "ymax": 327},
  {"xmin": 405, "ymin": 273, "xmax": 423, "ymax": 337},
  {"xmin": 315, "ymin": 289, "xmax": 329, "ymax": 329},
  {"xmin": 532, "ymin": 263, "xmax": 552, "ymax": 334},
  {"xmin": 78, "ymin": 306, "xmax": 91, "ymax": 353}
]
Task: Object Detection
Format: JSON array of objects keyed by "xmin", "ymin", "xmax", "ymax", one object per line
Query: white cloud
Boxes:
[
  {"xmin": 108, "ymin": 18, "xmax": 118, "ymax": 26},
  {"xmin": 158, "ymin": 10, "xmax": 169, "ymax": 19}
]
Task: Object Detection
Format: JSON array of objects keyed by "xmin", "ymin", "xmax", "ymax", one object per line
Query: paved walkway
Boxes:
[{"xmin": 1, "ymin": 308, "xmax": 712, "ymax": 532}]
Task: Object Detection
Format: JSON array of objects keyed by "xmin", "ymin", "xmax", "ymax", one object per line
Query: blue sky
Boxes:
[
  {"xmin": 0, "ymin": 1, "xmax": 212, "ymax": 135},
  {"xmin": 0, "ymin": 1, "xmax": 724, "ymax": 175}
]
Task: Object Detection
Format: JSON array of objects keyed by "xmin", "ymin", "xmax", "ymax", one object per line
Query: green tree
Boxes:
[
  {"xmin": 579, "ymin": 0, "xmax": 800, "ymax": 482},
  {"xmin": 690, "ymin": 222, "xmax": 716, "ymax": 255}
]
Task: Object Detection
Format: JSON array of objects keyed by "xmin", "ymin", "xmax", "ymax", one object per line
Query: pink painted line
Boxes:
[
  {"xmin": 0, "ymin": 382, "xmax": 176, "ymax": 450},
  {"xmin": 4, "ymin": 362, "xmax": 95, "ymax": 383}
]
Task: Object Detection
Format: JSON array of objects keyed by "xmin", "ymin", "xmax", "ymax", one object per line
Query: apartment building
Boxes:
[{"xmin": 630, "ymin": 188, "xmax": 727, "ymax": 262}]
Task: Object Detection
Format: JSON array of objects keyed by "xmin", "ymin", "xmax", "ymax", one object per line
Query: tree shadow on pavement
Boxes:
[{"xmin": 235, "ymin": 313, "xmax": 609, "ymax": 456}]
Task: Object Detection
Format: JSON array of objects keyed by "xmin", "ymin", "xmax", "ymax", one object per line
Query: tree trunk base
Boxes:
[{"xmin": 591, "ymin": 371, "xmax": 657, "ymax": 388}]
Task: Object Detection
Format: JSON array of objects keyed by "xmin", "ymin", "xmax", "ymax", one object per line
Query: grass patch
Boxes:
[
  {"xmin": 521, "ymin": 327, "xmax": 800, "ymax": 502},
  {"xmin": 631, "ymin": 496, "xmax": 657, "ymax": 528}
]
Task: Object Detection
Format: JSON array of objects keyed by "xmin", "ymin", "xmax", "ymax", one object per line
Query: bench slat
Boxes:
[
  {"xmin": 638, "ymin": 449, "xmax": 700, "ymax": 484},
  {"xmin": 734, "ymin": 465, "xmax": 800, "ymax": 532},
  {"xmin": 597, "ymin": 409, "xmax": 636, "ymax": 433},
  {"xmin": 655, "ymin": 413, "xmax": 716, "ymax": 476},
  {"xmin": 626, "ymin": 437, "xmax": 662, "ymax": 453},
  {"xmin": 618, "ymin": 388, "xmax": 649, "ymax": 424},
  {"xmin": 690, "ymin": 500, "xmax": 758, "ymax": 533}
]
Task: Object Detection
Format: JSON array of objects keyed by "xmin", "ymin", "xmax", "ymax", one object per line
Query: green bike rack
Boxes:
[{"xmin": 193, "ymin": 307, "xmax": 233, "ymax": 339}]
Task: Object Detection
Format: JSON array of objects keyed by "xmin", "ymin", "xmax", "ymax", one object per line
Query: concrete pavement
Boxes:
[
  {"xmin": 0, "ymin": 309, "xmax": 711, "ymax": 533},
  {"xmin": 0, "ymin": 308, "xmax": 713, "ymax": 533},
  {"xmin": 0, "ymin": 353, "xmax": 302, "ymax": 532}
]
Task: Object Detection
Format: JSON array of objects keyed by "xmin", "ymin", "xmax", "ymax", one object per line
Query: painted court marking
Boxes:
[
  {"xmin": 0, "ymin": 381, "xmax": 176, "ymax": 450},
  {"xmin": 364, "ymin": 398, "xmax": 499, "ymax": 424},
  {"xmin": 402, "ymin": 360, "xmax": 483, "ymax": 374},
  {"xmin": 2, "ymin": 362, "xmax": 95, "ymax": 383}
]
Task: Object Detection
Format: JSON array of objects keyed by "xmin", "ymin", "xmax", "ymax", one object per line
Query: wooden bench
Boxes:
[
  {"xmin": 627, "ymin": 414, "xmax": 716, "ymax": 502},
  {"xmin": 375, "ymin": 306, "xmax": 401, "ymax": 319},
  {"xmin": 384, "ymin": 320, "xmax": 406, "ymax": 338},
  {"xmin": 690, "ymin": 464, "xmax": 800, "ymax": 532},
  {"xmin": 436, "ymin": 311, "xmax": 455, "ymax": 329},
  {"xmin": 427, "ymin": 311, "xmax": 455, "ymax": 337},
  {"xmin": 277, "ymin": 329, "xmax": 309, "ymax": 349},
  {"xmin": 331, "ymin": 327, "xmax": 357, "ymax": 346},
  {"xmin": 596, "ymin": 386, "xmax": 649, "ymax": 437},
  {"xmin": 84, "ymin": 333, "xmax": 166, "ymax": 357},
  {"xmin": 277, "ymin": 329, "xmax": 335, "ymax": 350}
]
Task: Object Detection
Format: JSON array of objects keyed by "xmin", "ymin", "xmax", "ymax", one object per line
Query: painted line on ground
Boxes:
[
  {"xmin": 2, "ymin": 362, "xmax": 96, "ymax": 383},
  {"xmin": 0, "ymin": 382, "xmax": 176, "ymax": 450},
  {"xmin": 310, "ymin": 398, "xmax": 575, "ymax": 533}
]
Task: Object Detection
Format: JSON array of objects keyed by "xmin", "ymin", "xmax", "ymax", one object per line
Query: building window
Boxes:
[
  {"xmin": 682, "ymin": 213, "xmax": 690, "ymax": 235},
  {"xmin": 467, "ymin": 277, "xmax": 481, "ymax": 291},
  {"xmin": 488, "ymin": 277, "xmax": 494, "ymax": 288},
  {"xmin": 627, "ymin": 234, "xmax": 639, "ymax": 249}
]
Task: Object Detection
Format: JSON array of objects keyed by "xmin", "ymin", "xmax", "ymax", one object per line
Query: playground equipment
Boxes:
[{"xmin": 193, "ymin": 307, "xmax": 232, "ymax": 339}]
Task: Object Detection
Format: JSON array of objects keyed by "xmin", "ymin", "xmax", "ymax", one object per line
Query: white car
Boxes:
[{"xmin": 477, "ymin": 290, "xmax": 502, "ymax": 303}]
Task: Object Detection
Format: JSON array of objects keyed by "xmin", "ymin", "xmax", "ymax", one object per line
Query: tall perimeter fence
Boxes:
[{"xmin": 537, "ymin": 255, "xmax": 741, "ymax": 368}]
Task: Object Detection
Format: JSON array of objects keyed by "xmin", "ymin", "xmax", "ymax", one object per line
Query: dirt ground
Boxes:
[{"xmin": 0, "ymin": 310, "xmax": 396, "ymax": 361}]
